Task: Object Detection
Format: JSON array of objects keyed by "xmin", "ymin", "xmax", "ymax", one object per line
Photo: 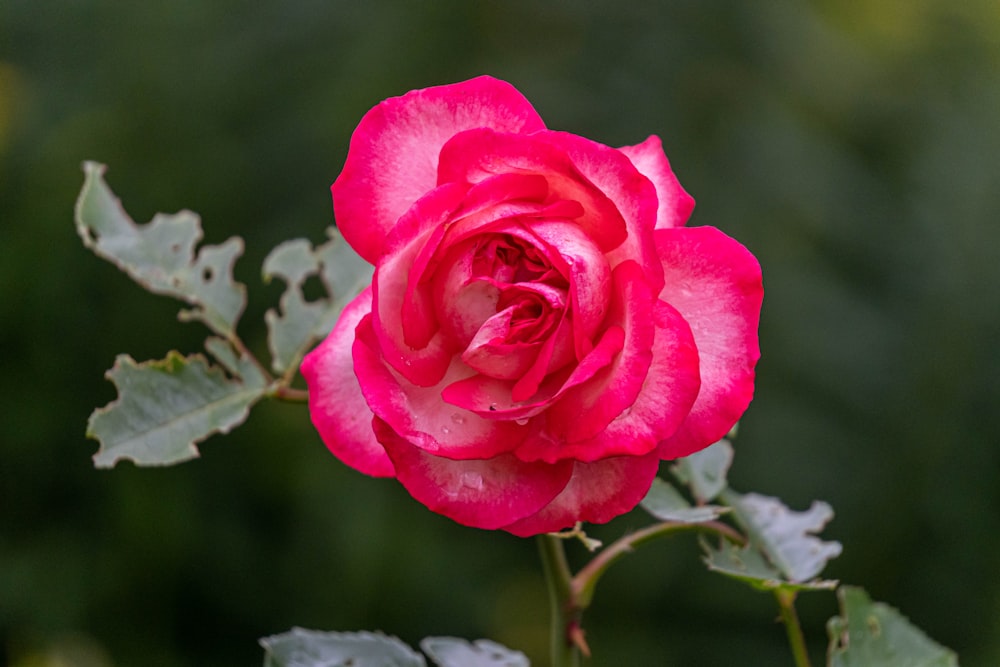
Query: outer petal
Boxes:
[
  {"xmin": 501, "ymin": 452, "xmax": 661, "ymax": 536},
  {"xmin": 375, "ymin": 418, "xmax": 573, "ymax": 530},
  {"xmin": 333, "ymin": 76, "xmax": 546, "ymax": 264},
  {"xmin": 300, "ymin": 288, "xmax": 393, "ymax": 477},
  {"xmin": 655, "ymin": 226, "xmax": 763, "ymax": 459},
  {"xmin": 619, "ymin": 135, "xmax": 695, "ymax": 229}
]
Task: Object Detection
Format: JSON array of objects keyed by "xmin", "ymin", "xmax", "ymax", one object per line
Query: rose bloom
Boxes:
[{"xmin": 301, "ymin": 76, "xmax": 762, "ymax": 536}]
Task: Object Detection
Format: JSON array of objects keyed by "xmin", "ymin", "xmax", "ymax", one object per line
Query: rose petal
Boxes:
[
  {"xmin": 654, "ymin": 226, "xmax": 763, "ymax": 459},
  {"xmin": 501, "ymin": 452, "xmax": 661, "ymax": 536},
  {"xmin": 520, "ymin": 219, "xmax": 611, "ymax": 359},
  {"xmin": 300, "ymin": 288, "xmax": 393, "ymax": 477},
  {"xmin": 454, "ymin": 171, "xmax": 550, "ymax": 220},
  {"xmin": 535, "ymin": 131, "xmax": 664, "ymax": 293},
  {"xmin": 447, "ymin": 199, "xmax": 578, "ymax": 250},
  {"xmin": 372, "ymin": 185, "xmax": 469, "ymax": 387},
  {"xmin": 462, "ymin": 284, "xmax": 572, "ymax": 380},
  {"xmin": 433, "ymin": 245, "xmax": 502, "ymax": 347},
  {"xmin": 333, "ymin": 76, "xmax": 546, "ymax": 264},
  {"xmin": 441, "ymin": 324, "xmax": 624, "ymax": 418},
  {"xmin": 516, "ymin": 299, "xmax": 701, "ymax": 463},
  {"xmin": 619, "ymin": 135, "xmax": 695, "ymax": 229},
  {"xmin": 375, "ymin": 418, "xmax": 574, "ymax": 530},
  {"xmin": 354, "ymin": 314, "xmax": 528, "ymax": 459},
  {"xmin": 536, "ymin": 261, "xmax": 657, "ymax": 445},
  {"xmin": 437, "ymin": 128, "xmax": 629, "ymax": 252},
  {"xmin": 395, "ymin": 178, "xmax": 550, "ymax": 352}
]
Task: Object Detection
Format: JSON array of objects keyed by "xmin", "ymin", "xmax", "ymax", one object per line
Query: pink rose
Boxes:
[{"xmin": 301, "ymin": 76, "xmax": 762, "ymax": 536}]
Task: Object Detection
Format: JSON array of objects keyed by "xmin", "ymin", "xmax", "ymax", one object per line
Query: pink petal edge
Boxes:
[
  {"xmin": 654, "ymin": 226, "xmax": 763, "ymax": 459},
  {"xmin": 517, "ymin": 298, "xmax": 701, "ymax": 464},
  {"xmin": 502, "ymin": 452, "xmax": 662, "ymax": 536},
  {"xmin": 375, "ymin": 418, "xmax": 574, "ymax": 530},
  {"xmin": 354, "ymin": 314, "xmax": 529, "ymax": 460},
  {"xmin": 619, "ymin": 135, "xmax": 695, "ymax": 230},
  {"xmin": 300, "ymin": 288, "xmax": 394, "ymax": 477},
  {"xmin": 333, "ymin": 76, "xmax": 546, "ymax": 264}
]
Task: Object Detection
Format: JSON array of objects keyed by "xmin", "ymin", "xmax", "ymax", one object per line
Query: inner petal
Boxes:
[
  {"xmin": 434, "ymin": 230, "xmax": 569, "ymax": 346},
  {"xmin": 461, "ymin": 284, "xmax": 573, "ymax": 380}
]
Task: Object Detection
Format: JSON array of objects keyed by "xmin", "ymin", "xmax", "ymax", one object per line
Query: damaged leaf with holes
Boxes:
[
  {"xmin": 75, "ymin": 161, "xmax": 247, "ymax": 338},
  {"xmin": 263, "ymin": 229, "xmax": 373, "ymax": 375},
  {"xmin": 722, "ymin": 490, "xmax": 843, "ymax": 584},
  {"xmin": 701, "ymin": 538, "xmax": 837, "ymax": 593},
  {"xmin": 827, "ymin": 587, "xmax": 958, "ymax": 667},
  {"xmin": 420, "ymin": 637, "xmax": 530, "ymax": 667},
  {"xmin": 261, "ymin": 628, "xmax": 427, "ymax": 667},
  {"xmin": 259, "ymin": 628, "xmax": 532, "ymax": 667},
  {"xmin": 672, "ymin": 438, "xmax": 734, "ymax": 503},
  {"xmin": 640, "ymin": 477, "xmax": 729, "ymax": 524}
]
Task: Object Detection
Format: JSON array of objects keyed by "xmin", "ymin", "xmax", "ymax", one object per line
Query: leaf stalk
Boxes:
[{"xmin": 775, "ymin": 588, "xmax": 812, "ymax": 667}]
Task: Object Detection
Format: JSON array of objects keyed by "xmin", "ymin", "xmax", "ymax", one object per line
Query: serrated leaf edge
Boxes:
[
  {"xmin": 259, "ymin": 628, "xmax": 426, "ymax": 666},
  {"xmin": 75, "ymin": 161, "xmax": 248, "ymax": 338},
  {"xmin": 700, "ymin": 538, "xmax": 839, "ymax": 592},
  {"xmin": 87, "ymin": 350, "xmax": 268, "ymax": 468}
]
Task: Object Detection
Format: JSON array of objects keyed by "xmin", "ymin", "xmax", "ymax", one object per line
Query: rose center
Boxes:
[{"xmin": 474, "ymin": 234, "xmax": 563, "ymax": 287}]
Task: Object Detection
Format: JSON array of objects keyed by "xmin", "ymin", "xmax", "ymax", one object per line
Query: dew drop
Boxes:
[
  {"xmin": 515, "ymin": 418, "xmax": 529, "ymax": 426},
  {"xmin": 441, "ymin": 426, "xmax": 451, "ymax": 435},
  {"xmin": 450, "ymin": 413, "xmax": 466, "ymax": 425},
  {"xmin": 460, "ymin": 471, "xmax": 484, "ymax": 491}
]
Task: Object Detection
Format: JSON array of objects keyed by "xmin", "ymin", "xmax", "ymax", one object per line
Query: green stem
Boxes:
[
  {"xmin": 227, "ymin": 331, "xmax": 274, "ymax": 383},
  {"xmin": 271, "ymin": 385, "xmax": 309, "ymax": 402},
  {"xmin": 537, "ymin": 535, "xmax": 582, "ymax": 666},
  {"xmin": 774, "ymin": 589, "xmax": 812, "ymax": 667},
  {"xmin": 536, "ymin": 520, "xmax": 743, "ymax": 664},
  {"xmin": 571, "ymin": 520, "xmax": 744, "ymax": 609}
]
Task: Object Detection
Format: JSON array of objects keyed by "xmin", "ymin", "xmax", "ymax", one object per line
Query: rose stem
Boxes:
[
  {"xmin": 537, "ymin": 534, "xmax": 583, "ymax": 666},
  {"xmin": 571, "ymin": 520, "xmax": 745, "ymax": 611},
  {"xmin": 270, "ymin": 385, "xmax": 309, "ymax": 402},
  {"xmin": 775, "ymin": 588, "xmax": 813, "ymax": 667}
]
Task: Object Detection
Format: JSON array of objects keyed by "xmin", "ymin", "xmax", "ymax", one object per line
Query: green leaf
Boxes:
[
  {"xmin": 420, "ymin": 637, "xmax": 529, "ymax": 667},
  {"xmin": 672, "ymin": 438, "xmax": 734, "ymax": 503},
  {"xmin": 701, "ymin": 538, "xmax": 837, "ymax": 593},
  {"xmin": 87, "ymin": 343, "xmax": 267, "ymax": 468},
  {"xmin": 74, "ymin": 161, "xmax": 246, "ymax": 338},
  {"xmin": 263, "ymin": 227, "xmax": 373, "ymax": 375},
  {"xmin": 827, "ymin": 587, "xmax": 959, "ymax": 667},
  {"xmin": 203, "ymin": 336, "xmax": 266, "ymax": 381},
  {"xmin": 723, "ymin": 491, "xmax": 843, "ymax": 583},
  {"xmin": 260, "ymin": 628, "xmax": 426, "ymax": 667},
  {"xmin": 640, "ymin": 477, "xmax": 729, "ymax": 523}
]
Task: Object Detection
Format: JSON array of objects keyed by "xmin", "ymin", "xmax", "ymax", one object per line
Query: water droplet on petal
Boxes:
[
  {"xmin": 441, "ymin": 426, "xmax": 451, "ymax": 435},
  {"xmin": 460, "ymin": 471, "xmax": 484, "ymax": 491},
  {"xmin": 450, "ymin": 413, "xmax": 466, "ymax": 425},
  {"xmin": 515, "ymin": 418, "xmax": 529, "ymax": 426}
]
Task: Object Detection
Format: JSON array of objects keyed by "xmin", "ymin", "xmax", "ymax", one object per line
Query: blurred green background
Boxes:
[{"xmin": 3, "ymin": 1, "xmax": 999, "ymax": 665}]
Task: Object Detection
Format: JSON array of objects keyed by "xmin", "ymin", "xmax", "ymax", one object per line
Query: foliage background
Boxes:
[{"xmin": 2, "ymin": 1, "xmax": 998, "ymax": 665}]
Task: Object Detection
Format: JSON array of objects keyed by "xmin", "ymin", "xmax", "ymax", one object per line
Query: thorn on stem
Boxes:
[{"xmin": 568, "ymin": 621, "xmax": 591, "ymax": 658}]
